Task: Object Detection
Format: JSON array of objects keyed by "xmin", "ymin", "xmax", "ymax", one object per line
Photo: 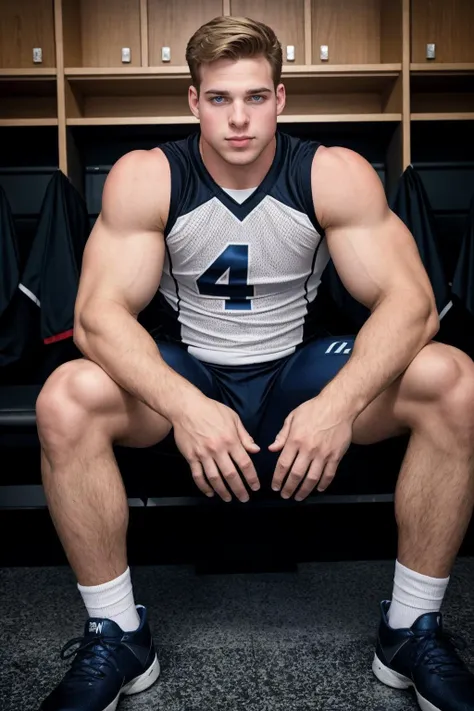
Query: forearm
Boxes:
[
  {"xmin": 74, "ymin": 301, "xmax": 203, "ymax": 421},
  {"xmin": 319, "ymin": 293, "xmax": 439, "ymax": 419}
]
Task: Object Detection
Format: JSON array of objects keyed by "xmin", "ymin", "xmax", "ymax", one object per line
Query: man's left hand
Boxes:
[{"xmin": 269, "ymin": 398, "xmax": 354, "ymax": 500}]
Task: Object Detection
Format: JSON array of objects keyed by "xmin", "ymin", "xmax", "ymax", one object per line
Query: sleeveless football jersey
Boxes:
[{"xmin": 156, "ymin": 130, "xmax": 329, "ymax": 366}]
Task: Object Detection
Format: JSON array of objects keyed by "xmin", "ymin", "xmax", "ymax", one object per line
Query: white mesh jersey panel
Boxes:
[
  {"xmin": 159, "ymin": 250, "xmax": 178, "ymax": 309},
  {"xmin": 159, "ymin": 194, "xmax": 329, "ymax": 365}
]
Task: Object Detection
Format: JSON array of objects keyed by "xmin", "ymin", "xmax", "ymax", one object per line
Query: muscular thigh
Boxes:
[
  {"xmin": 351, "ymin": 340, "xmax": 474, "ymax": 445},
  {"xmin": 37, "ymin": 342, "xmax": 220, "ymax": 449},
  {"xmin": 36, "ymin": 356, "xmax": 168, "ymax": 449},
  {"xmin": 258, "ymin": 337, "xmax": 452, "ymax": 449}
]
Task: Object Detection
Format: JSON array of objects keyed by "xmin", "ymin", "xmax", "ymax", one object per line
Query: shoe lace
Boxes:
[
  {"xmin": 411, "ymin": 628, "xmax": 468, "ymax": 678},
  {"xmin": 60, "ymin": 635, "xmax": 122, "ymax": 681}
]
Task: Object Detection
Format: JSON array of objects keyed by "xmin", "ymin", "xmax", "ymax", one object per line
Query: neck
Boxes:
[{"xmin": 199, "ymin": 134, "xmax": 276, "ymax": 190}]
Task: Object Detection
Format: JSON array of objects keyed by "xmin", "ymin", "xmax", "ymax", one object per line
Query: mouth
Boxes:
[{"xmin": 227, "ymin": 137, "xmax": 253, "ymax": 146}]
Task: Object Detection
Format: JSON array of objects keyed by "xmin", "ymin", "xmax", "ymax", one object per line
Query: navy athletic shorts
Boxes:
[{"xmin": 156, "ymin": 335, "xmax": 356, "ymax": 485}]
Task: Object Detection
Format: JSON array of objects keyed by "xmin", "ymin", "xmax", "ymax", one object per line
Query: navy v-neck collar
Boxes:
[{"xmin": 189, "ymin": 131, "xmax": 284, "ymax": 221}]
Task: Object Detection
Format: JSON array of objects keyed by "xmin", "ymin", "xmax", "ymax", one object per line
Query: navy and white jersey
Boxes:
[{"xmin": 156, "ymin": 130, "xmax": 329, "ymax": 366}]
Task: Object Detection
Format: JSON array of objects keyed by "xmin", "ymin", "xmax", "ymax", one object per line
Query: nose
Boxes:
[{"xmin": 229, "ymin": 100, "xmax": 249, "ymax": 128}]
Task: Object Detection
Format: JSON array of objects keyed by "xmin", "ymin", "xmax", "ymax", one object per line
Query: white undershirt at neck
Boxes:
[{"xmin": 221, "ymin": 186, "xmax": 258, "ymax": 204}]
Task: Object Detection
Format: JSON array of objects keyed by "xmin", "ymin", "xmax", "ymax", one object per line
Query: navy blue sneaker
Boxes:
[
  {"xmin": 372, "ymin": 600, "xmax": 474, "ymax": 711},
  {"xmin": 40, "ymin": 604, "xmax": 160, "ymax": 710}
]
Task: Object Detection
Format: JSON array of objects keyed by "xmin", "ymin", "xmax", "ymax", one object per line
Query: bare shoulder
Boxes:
[
  {"xmin": 312, "ymin": 144, "xmax": 379, "ymax": 182},
  {"xmin": 311, "ymin": 145, "xmax": 388, "ymax": 229},
  {"xmin": 101, "ymin": 147, "xmax": 171, "ymax": 231}
]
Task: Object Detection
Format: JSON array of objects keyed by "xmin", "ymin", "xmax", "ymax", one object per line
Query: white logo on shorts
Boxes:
[{"xmin": 325, "ymin": 341, "xmax": 352, "ymax": 355}]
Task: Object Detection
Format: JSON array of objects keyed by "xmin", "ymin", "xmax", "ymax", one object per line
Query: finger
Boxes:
[
  {"xmin": 268, "ymin": 416, "xmax": 292, "ymax": 452},
  {"xmin": 316, "ymin": 458, "xmax": 340, "ymax": 493},
  {"xmin": 294, "ymin": 457, "xmax": 326, "ymax": 501},
  {"xmin": 189, "ymin": 460, "xmax": 215, "ymax": 498},
  {"xmin": 280, "ymin": 451, "xmax": 312, "ymax": 499},
  {"xmin": 216, "ymin": 452, "xmax": 250, "ymax": 503},
  {"xmin": 230, "ymin": 445, "xmax": 260, "ymax": 492},
  {"xmin": 271, "ymin": 442, "xmax": 298, "ymax": 491},
  {"xmin": 201, "ymin": 458, "xmax": 232, "ymax": 502},
  {"xmin": 236, "ymin": 420, "xmax": 260, "ymax": 453}
]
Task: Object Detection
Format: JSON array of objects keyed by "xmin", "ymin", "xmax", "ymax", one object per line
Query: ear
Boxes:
[
  {"xmin": 188, "ymin": 85, "xmax": 200, "ymax": 119},
  {"xmin": 275, "ymin": 83, "xmax": 286, "ymax": 116}
]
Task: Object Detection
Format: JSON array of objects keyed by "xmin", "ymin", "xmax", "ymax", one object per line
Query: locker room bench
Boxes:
[{"xmin": 0, "ymin": 382, "xmax": 407, "ymax": 511}]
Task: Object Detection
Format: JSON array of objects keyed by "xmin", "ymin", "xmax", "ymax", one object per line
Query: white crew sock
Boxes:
[
  {"xmin": 387, "ymin": 559, "xmax": 450, "ymax": 630},
  {"xmin": 77, "ymin": 567, "xmax": 141, "ymax": 632}
]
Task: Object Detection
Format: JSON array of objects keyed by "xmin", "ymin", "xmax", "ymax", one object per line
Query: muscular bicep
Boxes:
[
  {"xmin": 326, "ymin": 207, "xmax": 434, "ymax": 311},
  {"xmin": 76, "ymin": 214, "xmax": 165, "ymax": 318},
  {"xmin": 75, "ymin": 149, "xmax": 169, "ymax": 324},
  {"xmin": 314, "ymin": 147, "xmax": 436, "ymax": 312}
]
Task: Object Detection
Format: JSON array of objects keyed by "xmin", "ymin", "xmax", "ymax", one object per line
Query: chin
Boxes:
[
  {"xmin": 222, "ymin": 144, "xmax": 262, "ymax": 165},
  {"xmin": 223, "ymin": 152, "xmax": 258, "ymax": 166}
]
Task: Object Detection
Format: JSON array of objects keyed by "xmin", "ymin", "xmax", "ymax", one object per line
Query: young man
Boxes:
[{"xmin": 36, "ymin": 14, "xmax": 474, "ymax": 711}]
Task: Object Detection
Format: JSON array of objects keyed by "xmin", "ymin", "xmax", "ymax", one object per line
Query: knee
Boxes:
[
  {"xmin": 403, "ymin": 343, "xmax": 474, "ymax": 433},
  {"xmin": 36, "ymin": 359, "xmax": 116, "ymax": 451}
]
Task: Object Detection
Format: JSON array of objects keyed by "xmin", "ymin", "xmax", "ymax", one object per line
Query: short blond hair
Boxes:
[{"xmin": 185, "ymin": 15, "xmax": 283, "ymax": 93}]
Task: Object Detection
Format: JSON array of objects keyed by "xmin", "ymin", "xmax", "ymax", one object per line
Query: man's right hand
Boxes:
[{"xmin": 171, "ymin": 395, "xmax": 261, "ymax": 502}]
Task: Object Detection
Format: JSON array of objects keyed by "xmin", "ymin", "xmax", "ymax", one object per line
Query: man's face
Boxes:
[{"xmin": 189, "ymin": 55, "xmax": 286, "ymax": 167}]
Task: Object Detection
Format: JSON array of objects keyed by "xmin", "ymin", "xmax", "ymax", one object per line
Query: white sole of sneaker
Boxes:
[
  {"xmin": 372, "ymin": 653, "xmax": 441, "ymax": 711},
  {"xmin": 123, "ymin": 655, "xmax": 161, "ymax": 696},
  {"xmin": 102, "ymin": 655, "xmax": 161, "ymax": 711}
]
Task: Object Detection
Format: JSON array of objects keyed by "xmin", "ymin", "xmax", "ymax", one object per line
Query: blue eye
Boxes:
[{"xmin": 210, "ymin": 95, "xmax": 265, "ymax": 104}]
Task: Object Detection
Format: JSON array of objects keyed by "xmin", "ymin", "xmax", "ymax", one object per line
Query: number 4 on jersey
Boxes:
[{"xmin": 196, "ymin": 244, "xmax": 254, "ymax": 311}]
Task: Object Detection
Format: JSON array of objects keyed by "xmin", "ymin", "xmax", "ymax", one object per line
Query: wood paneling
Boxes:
[
  {"xmin": 411, "ymin": 0, "xmax": 474, "ymax": 63},
  {"xmin": 78, "ymin": 0, "xmax": 142, "ymax": 67},
  {"xmin": 148, "ymin": 0, "xmax": 222, "ymax": 67},
  {"xmin": 311, "ymin": 0, "xmax": 382, "ymax": 64},
  {"xmin": 0, "ymin": 0, "xmax": 55, "ymax": 68}
]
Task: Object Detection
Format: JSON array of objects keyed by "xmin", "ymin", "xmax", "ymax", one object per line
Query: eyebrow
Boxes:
[{"xmin": 204, "ymin": 88, "xmax": 272, "ymax": 96}]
